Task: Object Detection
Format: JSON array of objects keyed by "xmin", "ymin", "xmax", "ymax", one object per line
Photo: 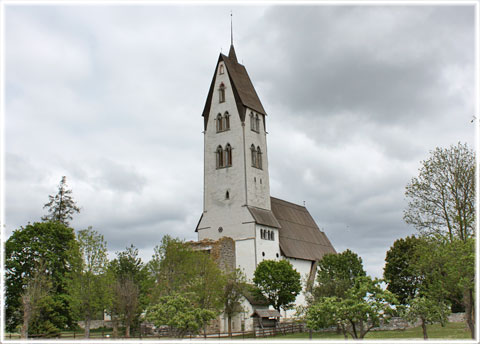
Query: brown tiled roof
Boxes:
[
  {"xmin": 246, "ymin": 206, "xmax": 281, "ymax": 229},
  {"xmin": 201, "ymin": 46, "xmax": 266, "ymax": 130},
  {"xmin": 251, "ymin": 309, "xmax": 281, "ymax": 318},
  {"xmin": 271, "ymin": 197, "xmax": 336, "ymax": 261}
]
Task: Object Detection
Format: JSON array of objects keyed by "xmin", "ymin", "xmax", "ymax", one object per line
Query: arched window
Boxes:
[
  {"xmin": 219, "ymin": 64, "xmax": 224, "ymax": 75},
  {"xmin": 250, "ymin": 112, "xmax": 255, "ymax": 131},
  {"xmin": 216, "ymin": 145, "xmax": 224, "ymax": 168},
  {"xmin": 224, "ymin": 112, "xmax": 230, "ymax": 130},
  {"xmin": 255, "ymin": 114, "xmax": 260, "ymax": 132},
  {"xmin": 251, "ymin": 144, "xmax": 257, "ymax": 167},
  {"xmin": 225, "ymin": 143, "xmax": 232, "ymax": 167},
  {"xmin": 271, "ymin": 231, "xmax": 275, "ymax": 241},
  {"xmin": 260, "ymin": 229, "xmax": 264, "ymax": 239},
  {"xmin": 257, "ymin": 146, "xmax": 262, "ymax": 169},
  {"xmin": 216, "ymin": 113, "xmax": 223, "ymax": 132},
  {"xmin": 226, "ymin": 191, "xmax": 230, "ymax": 199},
  {"xmin": 219, "ymin": 83, "xmax": 226, "ymax": 103}
]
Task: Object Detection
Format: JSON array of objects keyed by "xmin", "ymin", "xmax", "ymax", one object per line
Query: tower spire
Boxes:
[{"xmin": 228, "ymin": 11, "xmax": 238, "ymax": 62}]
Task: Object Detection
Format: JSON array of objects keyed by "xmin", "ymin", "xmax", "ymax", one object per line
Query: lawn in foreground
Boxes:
[{"xmin": 273, "ymin": 322, "xmax": 470, "ymax": 340}]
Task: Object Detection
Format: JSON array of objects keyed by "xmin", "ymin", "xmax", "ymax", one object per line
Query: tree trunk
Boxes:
[
  {"xmin": 21, "ymin": 308, "xmax": 30, "ymax": 339},
  {"xmin": 84, "ymin": 316, "xmax": 91, "ymax": 338},
  {"xmin": 228, "ymin": 315, "xmax": 232, "ymax": 336},
  {"xmin": 112, "ymin": 316, "xmax": 118, "ymax": 338},
  {"xmin": 463, "ymin": 288, "xmax": 475, "ymax": 339},
  {"xmin": 421, "ymin": 318, "xmax": 428, "ymax": 340},
  {"xmin": 126, "ymin": 324, "xmax": 130, "ymax": 338}
]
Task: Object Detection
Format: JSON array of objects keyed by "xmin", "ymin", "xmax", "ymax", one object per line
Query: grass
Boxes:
[{"xmin": 274, "ymin": 322, "xmax": 471, "ymax": 340}]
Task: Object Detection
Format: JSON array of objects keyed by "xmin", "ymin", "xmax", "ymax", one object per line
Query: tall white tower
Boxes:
[{"xmin": 196, "ymin": 44, "xmax": 281, "ymax": 279}]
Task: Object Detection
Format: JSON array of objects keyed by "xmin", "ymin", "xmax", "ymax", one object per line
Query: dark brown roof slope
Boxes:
[
  {"xmin": 271, "ymin": 197, "xmax": 336, "ymax": 261},
  {"xmin": 201, "ymin": 46, "xmax": 266, "ymax": 130},
  {"xmin": 246, "ymin": 206, "xmax": 281, "ymax": 228}
]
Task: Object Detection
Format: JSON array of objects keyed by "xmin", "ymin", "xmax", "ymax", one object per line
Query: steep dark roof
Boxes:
[
  {"xmin": 201, "ymin": 46, "xmax": 266, "ymax": 130},
  {"xmin": 271, "ymin": 197, "xmax": 336, "ymax": 261},
  {"xmin": 246, "ymin": 206, "xmax": 281, "ymax": 228}
]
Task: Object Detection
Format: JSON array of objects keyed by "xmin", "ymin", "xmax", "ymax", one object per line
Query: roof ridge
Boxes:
[{"xmin": 270, "ymin": 196, "xmax": 307, "ymax": 209}]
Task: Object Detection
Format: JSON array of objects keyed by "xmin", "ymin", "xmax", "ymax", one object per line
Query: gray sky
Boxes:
[{"xmin": 3, "ymin": 4, "xmax": 476, "ymax": 278}]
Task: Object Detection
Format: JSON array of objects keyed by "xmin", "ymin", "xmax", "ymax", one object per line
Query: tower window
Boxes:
[
  {"xmin": 251, "ymin": 144, "xmax": 262, "ymax": 169},
  {"xmin": 219, "ymin": 64, "xmax": 224, "ymax": 75},
  {"xmin": 257, "ymin": 146, "xmax": 262, "ymax": 170},
  {"xmin": 251, "ymin": 144, "xmax": 257, "ymax": 167},
  {"xmin": 226, "ymin": 191, "xmax": 230, "ymax": 199},
  {"xmin": 276, "ymin": 253, "xmax": 279, "ymax": 258},
  {"xmin": 218, "ymin": 227, "xmax": 223, "ymax": 233},
  {"xmin": 262, "ymin": 252, "xmax": 265, "ymax": 257},
  {"xmin": 255, "ymin": 114, "xmax": 260, "ymax": 132},
  {"xmin": 225, "ymin": 143, "xmax": 232, "ymax": 167},
  {"xmin": 219, "ymin": 83, "xmax": 226, "ymax": 103},
  {"xmin": 216, "ymin": 145, "xmax": 224, "ymax": 168},
  {"xmin": 224, "ymin": 112, "xmax": 230, "ymax": 130},
  {"xmin": 250, "ymin": 112, "xmax": 255, "ymax": 131},
  {"xmin": 216, "ymin": 113, "xmax": 223, "ymax": 132}
]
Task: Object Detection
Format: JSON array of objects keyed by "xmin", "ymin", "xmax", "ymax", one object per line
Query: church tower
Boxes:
[{"xmin": 196, "ymin": 43, "xmax": 281, "ymax": 279}]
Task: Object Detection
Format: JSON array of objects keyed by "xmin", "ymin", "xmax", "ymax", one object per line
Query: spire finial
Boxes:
[{"xmin": 230, "ymin": 11, "xmax": 233, "ymax": 46}]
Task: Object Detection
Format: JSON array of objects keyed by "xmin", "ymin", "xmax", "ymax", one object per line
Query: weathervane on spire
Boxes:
[{"xmin": 230, "ymin": 10, "xmax": 233, "ymax": 46}]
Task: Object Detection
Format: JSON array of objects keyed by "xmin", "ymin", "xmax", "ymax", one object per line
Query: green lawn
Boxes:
[{"xmin": 274, "ymin": 322, "xmax": 471, "ymax": 340}]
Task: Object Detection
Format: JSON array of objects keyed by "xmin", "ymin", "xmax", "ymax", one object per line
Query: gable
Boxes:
[{"xmin": 201, "ymin": 51, "xmax": 266, "ymax": 130}]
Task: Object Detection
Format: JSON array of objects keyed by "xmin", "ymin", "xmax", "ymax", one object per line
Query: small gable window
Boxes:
[
  {"xmin": 250, "ymin": 112, "xmax": 255, "ymax": 131},
  {"xmin": 216, "ymin": 113, "xmax": 223, "ymax": 132},
  {"xmin": 226, "ymin": 191, "xmax": 230, "ymax": 200},
  {"xmin": 219, "ymin": 64, "xmax": 224, "ymax": 75},
  {"xmin": 224, "ymin": 112, "xmax": 230, "ymax": 130},
  {"xmin": 251, "ymin": 144, "xmax": 257, "ymax": 167},
  {"xmin": 255, "ymin": 114, "xmax": 260, "ymax": 132},
  {"xmin": 219, "ymin": 83, "xmax": 226, "ymax": 103}
]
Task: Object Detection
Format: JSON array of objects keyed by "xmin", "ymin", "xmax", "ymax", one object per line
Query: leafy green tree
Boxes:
[
  {"xmin": 402, "ymin": 295, "xmax": 450, "ymax": 339},
  {"xmin": 306, "ymin": 276, "xmax": 397, "ymax": 339},
  {"xmin": 42, "ymin": 176, "xmax": 80, "ymax": 226},
  {"xmin": 383, "ymin": 236, "xmax": 423, "ymax": 305},
  {"xmin": 69, "ymin": 228, "xmax": 109, "ymax": 338},
  {"xmin": 253, "ymin": 259, "xmax": 301, "ymax": 312},
  {"xmin": 314, "ymin": 249, "xmax": 366, "ymax": 300},
  {"xmin": 404, "ymin": 142, "xmax": 475, "ymax": 243},
  {"xmin": 146, "ymin": 293, "xmax": 216, "ymax": 338},
  {"xmin": 223, "ymin": 269, "xmax": 247, "ymax": 336},
  {"xmin": 108, "ymin": 245, "xmax": 149, "ymax": 338},
  {"xmin": 414, "ymin": 237, "xmax": 475, "ymax": 338},
  {"xmin": 5, "ymin": 221, "xmax": 81, "ymax": 334}
]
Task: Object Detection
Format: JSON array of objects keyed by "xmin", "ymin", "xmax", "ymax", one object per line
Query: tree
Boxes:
[
  {"xmin": 146, "ymin": 293, "xmax": 216, "ymax": 338},
  {"xmin": 253, "ymin": 260, "xmax": 301, "ymax": 312},
  {"xmin": 314, "ymin": 249, "xmax": 366, "ymax": 300},
  {"xmin": 223, "ymin": 269, "xmax": 247, "ymax": 336},
  {"xmin": 404, "ymin": 143, "xmax": 475, "ymax": 338},
  {"xmin": 414, "ymin": 237, "xmax": 475, "ymax": 338},
  {"xmin": 69, "ymin": 228, "xmax": 109, "ymax": 338},
  {"xmin": 402, "ymin": 295, "xmax": 450, "ymax": 340},
  {"xmin": 383, "ymin": 236, "xmax": 423, "ymax": 305},
  {"xmin": 108, "ymin": 245, "xmax": 149, "ymax": 338},
  {"xmin": 5, "ymin": 221, "xmax": 81, "ymax": 334},
  {"xmin": 306, "ymin": 276, "xmax": 397, "ymax": 339},
  {"xmin": 20, "ymin": 261, "xmax": 52, "ymax": 339},
  {"xmin": 404, "ymin": 142, "xmax": 475, "ymax": 243},
  {"xmin": 42, "ymin": 176, "xmax": 80, "ymax": 226}
]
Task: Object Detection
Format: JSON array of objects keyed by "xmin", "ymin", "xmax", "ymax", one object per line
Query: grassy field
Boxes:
[{"xmin": 274, "ymin": 322, "xmax": 471, "ymax": 340}]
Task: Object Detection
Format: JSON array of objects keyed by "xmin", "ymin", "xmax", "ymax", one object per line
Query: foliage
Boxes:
[
  {"xmin": 414, "ymin": 237, "xmax": 475, "ymax": 338},
  {"xmin": 253, "ymin": 259, "xmax": 301, "ymax": 312},
  {"xmin": 223, "ymin": 269, "xmax": 247, "ymax": 335},
  {"xmin": 146, "ymin": 293, "xmax": 216, "ymax": 338},
  {"xmin": 314, "ymin": 249, "xmax": 366, "ymax": 300},
  {"xmin": 402, "ymin": 295, "xmax": 450, "ymax": 339},
  {"xmin": 404, "ymin": 142, "xmax": 475, "ymax": 243},
  {"xmin": 20, "ymin": 261, "xmax": 52, "ymax": 338},
  {"xmin": 383, "ymin": 236, "xmax": 424, "ymax": 305},
  {"xmin": 306, "ymin": 276, "xmax": 397, "ymax": 339},
  {"xmin": 5, "ymin": 221, "xmax": 81, "ymax": 333},
  {"xmin": 108, "ymin": 245, "xmax": 149, "ymax": 338},
  {"xmin": 68, "ymin": 228, "xmax": 109, "ymax": 338},
  {"xmin": 42, "ymin": 176, "xmax": 80, "ymax": 226}
]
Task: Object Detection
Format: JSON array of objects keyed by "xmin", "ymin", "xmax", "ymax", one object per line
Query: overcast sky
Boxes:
[{"xmin": 3, "ymin": 3, "xmax": 476, "ymax": 278}]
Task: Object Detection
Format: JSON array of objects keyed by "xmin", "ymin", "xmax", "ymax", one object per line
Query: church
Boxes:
[{"xmin": 195, "ymin": 41, "xmax": 336, "ymax": 331}]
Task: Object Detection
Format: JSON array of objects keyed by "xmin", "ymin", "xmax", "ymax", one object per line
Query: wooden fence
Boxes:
[{"xmin": 5, "ymin": 322, "xmax": 305, "ymax": 340}]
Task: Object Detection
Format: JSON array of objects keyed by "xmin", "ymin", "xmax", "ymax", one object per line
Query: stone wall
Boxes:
[{"xmin": 189, "ymin": 237, "xmax": 236, "ymax": 273}]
